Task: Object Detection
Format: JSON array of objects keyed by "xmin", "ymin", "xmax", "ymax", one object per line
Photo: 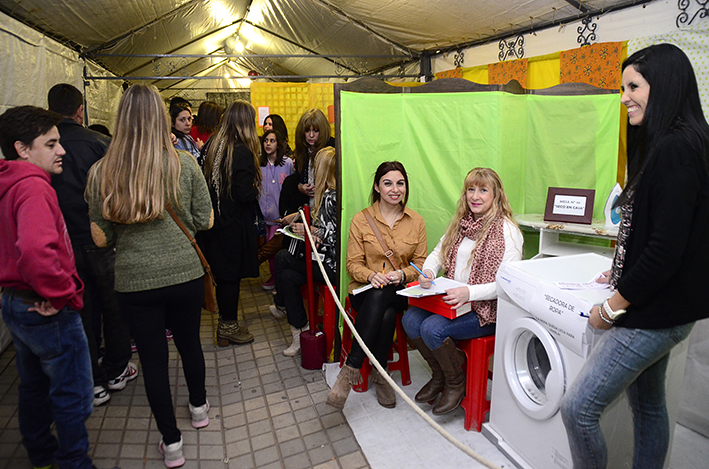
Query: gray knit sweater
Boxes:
[{"xmin": 87, "ymin": 150, "xmax": 213, "ymax": 292}]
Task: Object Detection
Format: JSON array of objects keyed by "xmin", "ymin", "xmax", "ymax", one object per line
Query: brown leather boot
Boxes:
[
  {"xmin": 411, "ymin": 337, "xmax": 444, "ymax": 403},
  {"xmin": 217, "ymin": 318, "xmax": 254, "ymax": 346},
  {"xmin": 431, "ymin": 337, "xmax": 466, "ymax": 415},
  {"xmin": 371, "ymin": 367, "xmax": 396, "ymax": 408},
  {"xmin": 326, "ymin": 365, "xmax": 362, "ymax": 409}
]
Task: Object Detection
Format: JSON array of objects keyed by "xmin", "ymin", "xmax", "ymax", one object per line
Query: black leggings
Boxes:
[
  {"xmin": 117, "ymin": 277, "xmax": 206, "ymax": 445},
  {"xmin": 345, "ymin": 284, "xmax": 408, "ymax": 370},
  {"xmin": 215, "ymin": 278, "xmax": 241, "ymax": 321}
]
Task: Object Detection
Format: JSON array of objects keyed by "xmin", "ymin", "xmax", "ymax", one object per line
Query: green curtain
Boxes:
[{"xmin": 339, "ymin": 90, "xmax": 620, "ymax": 298}]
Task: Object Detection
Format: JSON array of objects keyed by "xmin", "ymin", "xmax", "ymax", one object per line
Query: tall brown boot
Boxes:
[
  {"xmin": 371, "ymin": 367, "xmax": 396, "ymax": 408},
  {"xmin": 431, "ymin": 337, "xmax": 466, "ymax": 415},
  {"xmin": 326, "ymin": 365, "xmax": 362, "ymax": 409},
  {"xmin": 411, "ymin": 337, "xmax": 444, "ymax": 403}
]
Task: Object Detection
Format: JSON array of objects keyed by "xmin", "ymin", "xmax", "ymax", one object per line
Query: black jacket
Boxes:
[
  {"xmin": 616, "ymin": 132, "xmax": 709, "ymax": 329},
  {"xmin": 51, "ymin": 118, "xmax": 110, "ymax": 246},
  {"xmin": 197, "ymin": 142, "xmax": 259, "ymax": 281}
]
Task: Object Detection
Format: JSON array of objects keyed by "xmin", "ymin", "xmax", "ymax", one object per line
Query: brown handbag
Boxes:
[{"xmin": 165, "ymin": 204, "xmax": 217, "ymax": 313}]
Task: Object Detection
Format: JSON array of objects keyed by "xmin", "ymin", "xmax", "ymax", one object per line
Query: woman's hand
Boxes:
[
  {"xmin": 368, "ymin": 271, "xmax": 391, "ymax": 289},
  {"xmin": 418, "ymin": 269, "xmax": 436, "ymax": 289},
  {"xmin": 291, "ymin": 222, "xmax": 305, "ymax": 237},
  {"xmin": 589, "ymin": 304, "xmax": 613, "ymax": 330},
  {"xmin": 278, "ymin": 213, "xmax": 298, "ymax": 226},
  {"xmin": 298, "ymin": 183, "xmax": 315, "ymax": 197},
  {"xmin": 596, "ymin": 270, "xmax": 611, "ymax": 284},
  {"xmin": 29, "ymin": 300, "xmax": 59, "ymax": 317},
  {"xmin": 195, "ymin": 138, "xmax": 204, "ymax": 150},
  {"xmin": 442, "ymin": 286, "xmax": 470, "ymax": 310}
]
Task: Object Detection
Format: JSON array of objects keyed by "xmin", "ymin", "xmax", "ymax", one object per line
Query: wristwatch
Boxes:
[{"xmin": 603, "ymin": 300, "xmax": 627, "ymax": 321}]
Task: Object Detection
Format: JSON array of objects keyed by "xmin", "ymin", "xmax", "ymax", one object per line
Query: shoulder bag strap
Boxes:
[
  {"xmin": 165, "ymin": 204, "xmax": 215, "ymax": 281},
  {"xmin": 363, "ymin": 208, "xmax": 400, "ymax": 271}
]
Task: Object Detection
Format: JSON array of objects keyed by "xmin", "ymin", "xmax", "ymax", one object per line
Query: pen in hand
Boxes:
[
  {"xmin": 381, "ymin": 262, "xmax": 386, "ymax": 288},
  {"xmin": 410, "ymin": 262, "xmax": 436, "ymax": 286}
]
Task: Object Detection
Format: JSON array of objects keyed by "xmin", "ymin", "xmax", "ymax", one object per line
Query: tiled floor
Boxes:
[
  {"xmin": 0, "ymin": 267, "xmax": 370, "ymax": 469},
  {"xmin": 1, "ymin": 267, "xmax": 708, "ymax": 469}
]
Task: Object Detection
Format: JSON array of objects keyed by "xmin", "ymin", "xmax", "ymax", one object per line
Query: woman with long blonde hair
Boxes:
[
  {"xmin": 86, "ymin": 84, "xmax": 213, "ymax": 468},
  {"xmin": 198, "ymin": 100, "xmax": 261, "ymax": 346},
  {"xmin": 402, "ymin": 167, "xmax": 523, "ymax": 415},
  {"xmin": 272, "ymin": 147, "xmax": 338, "ymax": 356}
]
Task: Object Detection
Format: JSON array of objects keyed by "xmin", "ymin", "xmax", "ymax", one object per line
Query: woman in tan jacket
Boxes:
[{"xmin": 327, "ymin": 161, "xmax": 427, "ymax": 410}]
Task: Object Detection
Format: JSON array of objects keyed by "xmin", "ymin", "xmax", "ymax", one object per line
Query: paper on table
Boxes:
[
  {"xmin": 396, "ymin": 277, "xmax": 469, "ymax": 298},
  {"xmin": 554, "ymin": 271, "xmax": 611, "ymax": 290}
]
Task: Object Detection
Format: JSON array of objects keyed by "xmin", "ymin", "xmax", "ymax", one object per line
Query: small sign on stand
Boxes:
[{"xmin": 544, "ymin": 187, "xmax": 595, "ymax": 225}]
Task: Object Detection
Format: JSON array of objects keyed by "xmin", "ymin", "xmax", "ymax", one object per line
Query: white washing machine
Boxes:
[{"xmin": 482, "ymin": 253, "xmax": 689, "ymax": 469}]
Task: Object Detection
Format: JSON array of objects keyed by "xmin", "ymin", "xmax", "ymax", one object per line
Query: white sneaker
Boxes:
[
  {"xmin": 189, "ymin": 400, "xmax": 210, "ymax": 428},
  {"xmin": 107, "ymin": 361, "xmax": 138, "ymax": 390},
  {"xmin": 93, "ymin": 385, "xmax": 111, "ymax": 407},
  {"xmin": 159, "ymin": 437, "xmax": 185, "ymax": 468},
  {"xmin": 283, "ymin": 323, "xmax": 308, "ymax": 357},
  {"xmin": 269, "ymin": 304, "xmax": 286, "ymax": 319}
]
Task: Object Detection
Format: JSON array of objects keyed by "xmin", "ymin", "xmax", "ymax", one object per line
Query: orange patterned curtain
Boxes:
[
  {"xmin": 560, "ymin": 42, "xmax": 623, "ymax": 90},
  {"xmin": 488, "ymin": 59, "xmax": 528, "ymax": 86},
  {"xmin": 435, "ymin": 68, "xmax": 463, "ymax": 79}
]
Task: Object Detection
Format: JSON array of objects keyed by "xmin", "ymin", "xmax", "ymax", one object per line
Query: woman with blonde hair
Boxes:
[
  {"xmin": 272, "ymin": 147, "xmax": 338, "ymax": 356},
  {"xmin": 402, "ymin": 167, "xmax": 523, "ymax": 415},
  {"xmin": 198, "ymin": 100, "xmax": 262, "ymax": 346},
  {"xmin": 86, "ymin": 84, "xmax": 213, "ymax": 468}
]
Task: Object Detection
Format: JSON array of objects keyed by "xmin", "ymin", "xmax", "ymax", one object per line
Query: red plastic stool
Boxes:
[
  {"xmin": 300, "ymin": 282, "xmax": 337, "ymax": 361},
  {"xmin": 339, "ymin": 297, "xmax": 411, "ymax": 392},
  {"xmin": 458, "ymin": 335, "xmax": 495, "ymax": 431}
]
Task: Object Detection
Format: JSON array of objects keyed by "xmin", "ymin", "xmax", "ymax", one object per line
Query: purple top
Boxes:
[{"xmin": 258, "ymin": 158, "xmax": 294, "ymax": 224}]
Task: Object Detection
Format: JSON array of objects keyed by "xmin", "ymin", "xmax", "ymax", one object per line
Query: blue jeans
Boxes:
[
  {"xmin": 560, "ymin": 323, "xmax": 694, "ymax": 469},
  {"xmin": 402, "ymin": 306, "xmax": 496, "ymax": 350},
  {"xmin": 1, "ymin": 290, "xmax": 94, "ymax": 469}
]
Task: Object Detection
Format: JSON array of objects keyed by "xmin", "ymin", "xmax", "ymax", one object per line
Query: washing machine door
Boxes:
[{"xmin": 502, "ymin": 317, "xmax": 566, "ymax": 420}]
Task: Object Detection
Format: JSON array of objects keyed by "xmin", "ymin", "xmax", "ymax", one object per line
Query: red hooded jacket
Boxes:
[{"xmin": 0, "ymin": 159, "xmax": 83, "ymax": 311}]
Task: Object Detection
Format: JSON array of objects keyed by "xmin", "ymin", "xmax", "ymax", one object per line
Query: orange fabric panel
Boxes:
[
  {"xmin": 560, "ymin": 42, "xmax": 623, "ymax": 90},
  {"xmin": 488, "ymin": 58, "xmax": 528, "ymax": 86}
]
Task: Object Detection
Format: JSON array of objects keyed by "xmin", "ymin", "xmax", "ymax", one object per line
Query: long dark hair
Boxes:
[
  {"xmin": 194, "ymin": 101, "xmax": 223, "ymax": 135},
  {"xmin": 370, "ymin": 161, "xmax": 409, "ymax": 207},
  {"xmin": 617, "ymin": 43, "xmax": 709, "ymax": 206},
  {"xmin": 259, "ymin": 129, "xmax": 287, "ymax": 167},
  {"xmin": 264, "ymin": 114, "xmax": 289, "ymax": 142}
]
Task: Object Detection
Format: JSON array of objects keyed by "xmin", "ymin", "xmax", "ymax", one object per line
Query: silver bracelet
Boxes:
[
  {"xmin": 397, "ymin": 269, "xmax": 405, "ymax": 284},
  {"xmin": 598, "ymin": 305, "xmax": 615, "ymax": 325}
]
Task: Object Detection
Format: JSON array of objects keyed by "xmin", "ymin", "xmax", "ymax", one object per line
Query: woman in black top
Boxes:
[
  {"xmin": 561, "ymin": 43, "xmax": 709, "ymax": 469},
  {"xmin": 199, "ymin": 100, "xmax": 262, "ymax": 346}
]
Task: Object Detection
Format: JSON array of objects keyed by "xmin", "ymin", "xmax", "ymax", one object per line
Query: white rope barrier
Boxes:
[{"xmin": 298, "ymin": 209, "xmax": 501, "ymax": 469}]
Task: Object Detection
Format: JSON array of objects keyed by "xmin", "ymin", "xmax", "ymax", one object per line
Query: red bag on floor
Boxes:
[{"xmin": 300, "ymin": 328, "xmax": 326, "ymax": 370}]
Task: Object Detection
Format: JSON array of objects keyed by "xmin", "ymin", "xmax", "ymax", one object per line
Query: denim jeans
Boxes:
[
  {"xmin": 402, "ymin": 306, "xmax": 496, "ymax": 350},
  {"xmin": 560, "ymin": 322, "xmax": 694, "ymax": 469},
  {"xmin": 1, "ymin": 290, "xmax": 94, "ymax": 469}
]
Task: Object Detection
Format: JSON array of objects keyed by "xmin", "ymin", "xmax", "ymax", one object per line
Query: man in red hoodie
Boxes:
[{"xmin": 0, "ymin": 106, "xmax": 95, "ymax": 469}]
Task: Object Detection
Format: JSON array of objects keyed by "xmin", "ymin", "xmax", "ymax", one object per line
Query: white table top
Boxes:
[{"xmin": 515, "ymin": 213, "xmax": 618, "ymax": 239}]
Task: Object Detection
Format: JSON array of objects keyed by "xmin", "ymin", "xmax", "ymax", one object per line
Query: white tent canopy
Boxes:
[{"xmin": 0, "ymin": 0, "xmax": 652, "ymax": 92}]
